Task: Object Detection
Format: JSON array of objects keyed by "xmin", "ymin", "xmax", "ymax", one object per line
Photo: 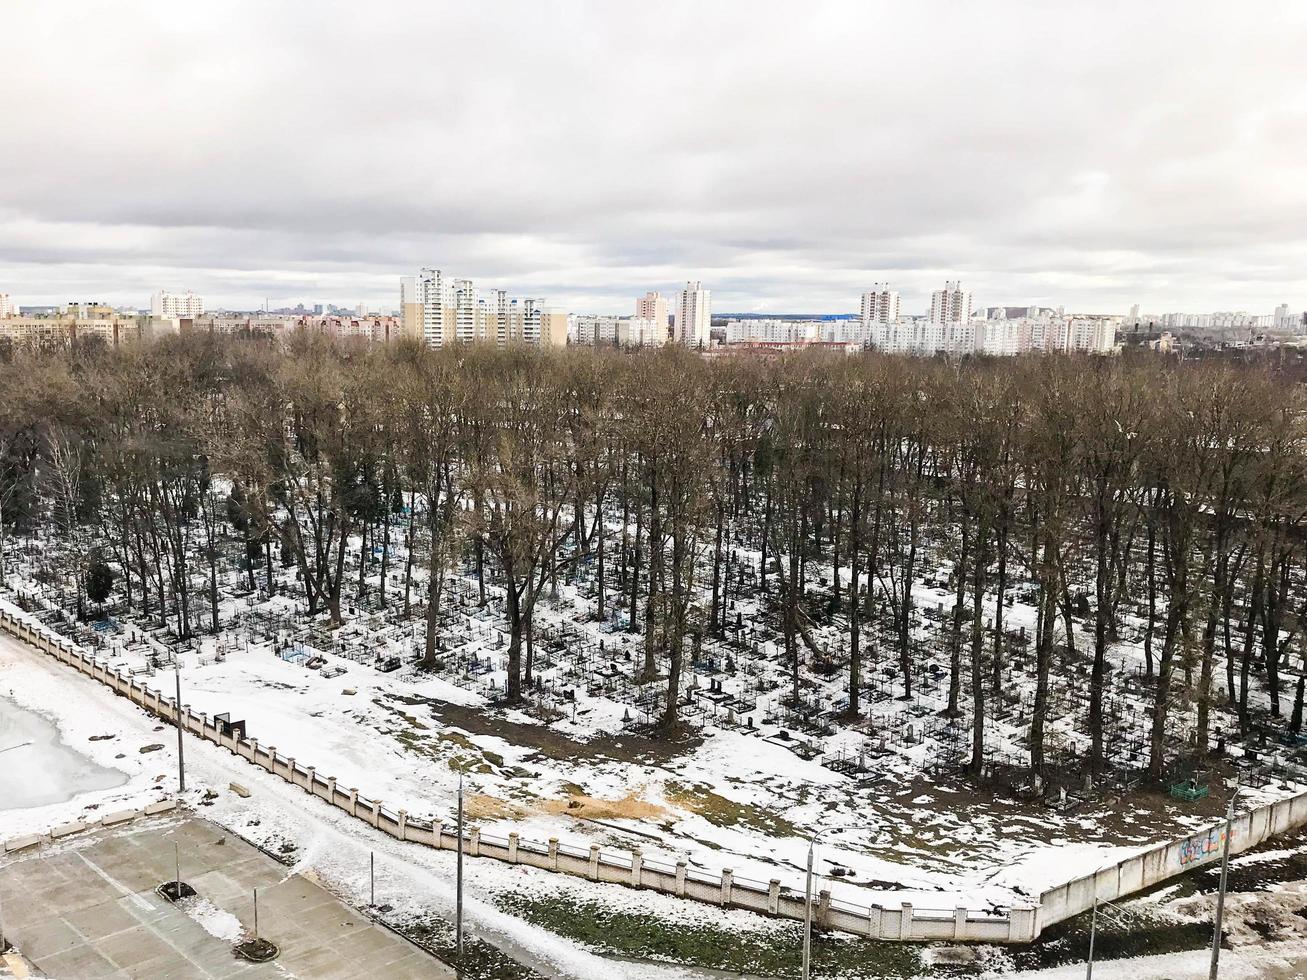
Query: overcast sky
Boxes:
[{"xmin": 2, "ymin": 2, "xmax": 1305, "ymax": 315}]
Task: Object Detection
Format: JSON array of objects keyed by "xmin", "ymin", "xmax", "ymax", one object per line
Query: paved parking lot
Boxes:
[{"xmin": 0, "ymin": 815, "xmax": 452, "ymax": 979}]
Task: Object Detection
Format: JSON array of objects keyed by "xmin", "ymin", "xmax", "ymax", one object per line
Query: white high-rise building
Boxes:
[
  {"xmin": 929, "ymin": 281, "xmax": 972, "ymax": 326},
  {"xmin": 676, "ymin": 281, "xmax": 711, "ymax": 346},
  {"xmin": 488, "ymin": 288, "xmax": 509, "ymax": 345},
  {"xmin": 519, "ymin": 298, "xmax": 544, "ymax": 345},
  {"xmin": 0, "ymin": 293, "xmax": 16, "ymax": 317},
  {"xmin": 636, "ymin": 291, "xmax": 669, "ymax": 340},
  {"xmin": 150, "ymin": 290, "xmax": 204, "ymax": 318},
  {"xmin": 452, "ymin": 279, "xmax": 480, "ymax": 343},
  {"xmin": 860, "ymin": 283, "xmax": 900, "ymax": 326},
  {"xmin": 415, "ymin": 267, "xmax": 451, "ymax": 346}
]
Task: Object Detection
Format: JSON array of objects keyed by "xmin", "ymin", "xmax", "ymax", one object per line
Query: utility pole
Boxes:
[
  {"xmin": 1210, "ymin": 789, "xmax": 1238, "ymax": 980},
  {"xmin": 802, "ymin": 836, "xmax": 815, "ymax": 980},
  {"xmin": 1086, "ymin": 896, "xmax": 1097, "ymax": 980},
  {"xmin": 173, "ymin": 659, "xmax": 186, "ymax": 793},
  {"xmin": 456, "ymin": 775, "xmax": 465, "ymax": 959},
  {"xmin": 1086, "ymin": 894, "xmax": 1130, "ymax": 979}
]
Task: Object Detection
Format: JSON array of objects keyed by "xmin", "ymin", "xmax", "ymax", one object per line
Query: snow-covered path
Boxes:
[{"xmin": 1011, "ymin": 939, "xmax": 1307, "ymax": 979}]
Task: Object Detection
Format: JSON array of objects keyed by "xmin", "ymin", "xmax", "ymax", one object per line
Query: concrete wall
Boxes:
[
  {"xmin": 1037, "ymin": 787, "xmax": 1307, "ymax": 931},
  {"xmin": 13, "ymin": 601, "xmax": 1287, "ymax": 944},
  {"xmin": 3, "ymin": 798, "xmax": 178, "ymax": 854}
]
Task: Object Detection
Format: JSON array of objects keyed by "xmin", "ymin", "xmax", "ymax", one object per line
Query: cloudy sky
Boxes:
[{"xmin": 2, "ymin": 1, "xmax": 1305, "ymax": 315}]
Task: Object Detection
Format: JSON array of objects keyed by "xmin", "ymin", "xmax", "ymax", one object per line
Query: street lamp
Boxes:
[
  {"xmin": 456, "ymin": 775, "xmax": 465, "ymax": 959},
  {"xmin": 802, "ymin": 835, "xmax": 816, "ymax": 980},
  {"xmin": 1209, "ymin": 782, "xmax": 1241, "ymax": 980},
  {"xmin": 173, "ymin": 657, "xmax": 186, "ymax": 793}
]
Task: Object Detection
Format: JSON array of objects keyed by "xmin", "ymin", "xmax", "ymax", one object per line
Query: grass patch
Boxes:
[
  {"xmin": 1005, "ymin": 902, "xmax": 1210, "ymax": 972},
  {"xmin": 498, "ymin": 889, "xmax": 927, "ymax": 978},
  {"xmin": 391, "ymin": 912, "xmax": 544, "ymax": 980},
  {"xmin": 498, "ymin": 887, "xmax": 1217, "ymax": 977},
  {"xmin": 665, "ymin": 780, "xmax": 800, "ymax": 838}
]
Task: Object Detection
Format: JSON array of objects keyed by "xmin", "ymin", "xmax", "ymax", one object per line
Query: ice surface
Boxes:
[{"xmin": 0, "ymin": 695, "xmax": 127, "ymax": 810}]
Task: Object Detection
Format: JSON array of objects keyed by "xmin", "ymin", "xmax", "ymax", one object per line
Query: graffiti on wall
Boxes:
[{"xmin": 1178, "ymin": 825, "xmax": 1232, "ymax": 867}]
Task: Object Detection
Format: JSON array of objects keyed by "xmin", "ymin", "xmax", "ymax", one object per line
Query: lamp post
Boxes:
[
  {"xmin": 802, "ymin": 836, "xmax": 816, "ymax": 980},
  {"xmin": 1209, "ymin": 784, "xmax": 1240, "ymax": 980},
  {"xmin": 173, "ymin": 658, "xmax": 186, "ymax": 793},
  {"xmin": 1086, "ymin": 896, "xmax": 1097, "ymax": 980},
  {"xmin": 456, "ymin": 775, "xmax": 465, "ymax": 959}
]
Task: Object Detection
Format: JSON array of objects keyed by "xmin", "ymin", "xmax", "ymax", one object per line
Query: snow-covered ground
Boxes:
[
  {"xmin": 7, "ymin": 577, "xmax": 1301, "ymax": 921},
  {"xmin": 10, "ymin": 623, "xmax": 1307, "ymax": 979},
  {"xmin": 1011, "ymin": 943, "xmax": 1307, "ymax": 980},
  {"xmin": 0, "ymin": 627, "xmax": 818, "ymax": 979},
  {"xmin": 6, "ymin": 489, "xmax": 1307, "ymax": 978},
  {"xmin": 105, "ymin": 625, "xmax": 1289, "ymax": 915}
]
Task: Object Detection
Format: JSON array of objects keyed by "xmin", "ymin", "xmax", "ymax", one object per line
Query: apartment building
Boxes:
[
  {"xmin": 860, "ymin": 284, "xmax": 900, "ymax": 326},
  {"xmin": 929, "ymin": 281, "xmax": 973, "ymax": 326},
  {"xmin": 636, "ymin": 291, "xmax": 669, "ymax": 340},
  {"xmin": 0, "ymin": 314, "xmax": 179, "ymax": 347},
  {"xmin": 571, "ymin": 315, "xmax": 666, "ymax": 347},
  {"xmin": 150, "ymin": 290, "xmax": 204, "ymax": 318},
  {"xmin": 403, "ymin": 269, "xmax": 560, "ymax": 347},
  {"xmin": 677, "ymin": 281, "xmax": 711, "ymax": 346},
  {"xmin": 868, "ymin": 313, "xmax": 1117, "ymax": 357}
]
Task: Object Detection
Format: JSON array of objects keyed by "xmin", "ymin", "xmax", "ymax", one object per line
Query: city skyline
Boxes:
[
  {"xmin": 1, "ymin": 3, "xmax": 1305, "ymax": 315},
  {"xmin": 2, "ymin": 278, "xmax": 1301, "ymax": 324}
]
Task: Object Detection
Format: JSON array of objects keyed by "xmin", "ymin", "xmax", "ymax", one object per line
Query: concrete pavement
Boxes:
[{"xmin": 0, "ymin": 814, "xmax": 453, "ymax": 979}]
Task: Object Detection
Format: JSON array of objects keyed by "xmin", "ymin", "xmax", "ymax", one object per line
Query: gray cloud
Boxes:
[{"xmin": 1, "ymin": 0, "xmax": 1305, "ymax": 314}]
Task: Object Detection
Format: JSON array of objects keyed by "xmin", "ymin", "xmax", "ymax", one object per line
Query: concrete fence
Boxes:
[
  {"xmin": 3, "ymin": 798, "xmax": 178, "ymax": 855},
  {"xmin": 9, "ymin": 600, "xmax": 1304, "ymax": 944},
  {"xmin": 1037, "ymin": 787, "xmax": 1307, "ymax": 932}
]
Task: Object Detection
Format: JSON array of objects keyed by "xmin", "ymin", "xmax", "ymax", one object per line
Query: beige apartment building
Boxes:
[
  {"xmin": 541, "ymin": 310, "xmax": 568, "ymax": 347},
  {"xmin": 401, "ymin": 269, "xmax": 566, "ymax": 348},
  {"xmin": 636, "ymin": 291, "xmax": 669, "ymax": 339},
  {"xmin": 0, "ymin": 314, "xmax": 178, "ymax": 347}
]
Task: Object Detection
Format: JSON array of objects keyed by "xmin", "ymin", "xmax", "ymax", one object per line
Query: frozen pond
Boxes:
[{"xmin": 0, "ymin": 697, "xmax": 127, "ymax": 811}]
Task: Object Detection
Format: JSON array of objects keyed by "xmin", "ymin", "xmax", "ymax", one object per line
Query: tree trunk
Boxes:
[
  {"xmin": 847, "ymin": 477, "xmax": 863, "ymax": 718},
  {"xmin": 505, "ymin": 585, "xmax": 524, "ymax": 702},
  {"xmin": 947, "ymin": 509, "xmax": 970, "ymax": 717},
  {"xmin": 629, "ymin": 470, "xmax": 643, "ymax": 633},
  {"xmin": 1090, "ymin": 510, "xmax": 1110, "ymax": 775},
  {"xmin": 1030, "ymin": 536, "xmax": 1056, "ymax": 774},
  {"xmin": 595, "ymin": 485, "xmax": 606, "ymax": 621},
  {"xmin": 969, "ymin": 520, "xmax": 988, "ymax": 774},
  {"xmin": 992, "ymin": 519, "xmax": 1008, "ymax": 700},
  {"xmin": 1143, "ymin": 510, "xmax": 1157, "ymax": 678},
  {"xmin": 642, "ymin": 466, "xmax": 661, "ymax": 681}
]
